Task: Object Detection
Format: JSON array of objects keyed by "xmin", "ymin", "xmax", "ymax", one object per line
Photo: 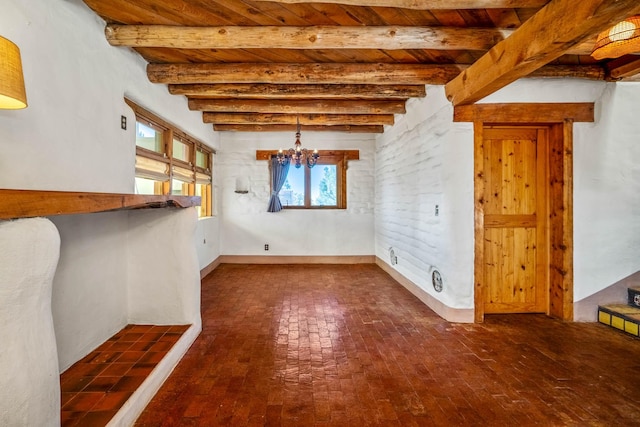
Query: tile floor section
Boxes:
[
  {"xmin": 130, "ymin": 264, "xmax": 640, "ymax": 426},
  {"xmin": 60, "ymin": 324, "xmax": 189, "ymax": 426}
]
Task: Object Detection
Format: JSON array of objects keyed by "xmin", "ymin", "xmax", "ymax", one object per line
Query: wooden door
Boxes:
[{"xmin": 481, "ymin": 126, "xmax": 548, "ymax": 314}]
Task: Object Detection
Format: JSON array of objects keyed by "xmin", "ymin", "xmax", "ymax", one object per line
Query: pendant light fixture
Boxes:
[
  {"xmin": 276, "ymin": 116, "xmax": 319, "ymax": 169},
  {"xmin": 0, "ymin": 36, "xmax": 28, "ymax": 109},
  {"xmin": 591, "ymin": 15, "xmax": 640, "ymax": 60}
]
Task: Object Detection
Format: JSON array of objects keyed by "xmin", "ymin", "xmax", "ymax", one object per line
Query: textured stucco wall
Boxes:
[
  {"xmin": 219, "ymin": 132, "xmax": 375, "ymax": 256},
  {"xmin": 375, "ymin": 80, "xmax": 640, "ymax": 319},
  {"xmin": 375, "ymin": 86, "xmax": 474, "ymax": 313}
]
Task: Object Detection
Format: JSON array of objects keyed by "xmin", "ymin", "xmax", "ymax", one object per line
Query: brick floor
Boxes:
[
  {"xmin": 135, "ymin": 264, "xmax": 640, "ymax": 426},
  {"xmin": 60, "ymin": 324, "xmax": 189, "ymax": 426}
]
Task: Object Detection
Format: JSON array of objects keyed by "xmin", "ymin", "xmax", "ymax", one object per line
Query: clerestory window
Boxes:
[{"xmin": 127, "ymin": 99, "xmax": 215, "ymax": 218}]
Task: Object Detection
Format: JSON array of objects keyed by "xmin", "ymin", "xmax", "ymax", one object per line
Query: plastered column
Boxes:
[{"xmin": 0, "ymin": 218, "xmax": 61, "ymax": 426}]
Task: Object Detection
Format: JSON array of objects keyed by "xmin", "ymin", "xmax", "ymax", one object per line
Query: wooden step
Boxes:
[{"xmin": 598, "ymin": 304, "xmax": 640, "ymax": 337}]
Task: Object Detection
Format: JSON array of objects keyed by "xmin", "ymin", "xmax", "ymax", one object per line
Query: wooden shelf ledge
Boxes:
[{"xmin": 0, "ymin": 189, "xmax": 200, "ymax": 220}]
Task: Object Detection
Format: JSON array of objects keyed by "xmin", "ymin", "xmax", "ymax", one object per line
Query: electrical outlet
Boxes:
[
  {"xmin": 121, "ymin": 115, "xmax": 127, "ymax": 130},
  {"xmin": 264, "ymin": 244, "xmax": 269, "ymax": 251},
  {"xmin": 435, "ymin": 204, "xmax": 439, "ymax": 216}
]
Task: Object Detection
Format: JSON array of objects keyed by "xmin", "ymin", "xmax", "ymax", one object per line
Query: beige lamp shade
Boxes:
[
  {"xmin": 0, "ymin": 36, "xmax": 27, "ymax": 109},
  {"xmin": 591, "ymin": 16, "xmax": 640, "ymax": 60}
]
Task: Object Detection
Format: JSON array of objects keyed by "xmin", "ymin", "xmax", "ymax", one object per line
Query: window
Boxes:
[
  {"xmin": 127, "ymin": 99, "xmax": 214, "ymax": 218},
  {"xmin": 262, "ymin": 151, "xmax": 359, "ymax": 210},
  {"xmin": 280, "ymin": 162, "xmax": 341, "ymax": 208}
]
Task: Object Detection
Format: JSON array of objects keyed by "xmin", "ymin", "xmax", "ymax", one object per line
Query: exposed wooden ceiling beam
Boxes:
[
  {"xmin": 106, "ymin": 24, "xmax": 593, "ymax": 54},
  {"xmin": 214, "ymin": 124, "xmax": 384, "ymax": 133},
  {"xmin": 529, "ymin": 64, "xmax": 604, "ymax": 80},
  {"xmin": 202, "ymin": 113, "xmax": 394, "ymax": 126},
  {"xmin": 169, "ymin": 83, "xmax": 426, "ymax": 99},
  {"xmin": 251, "ymin": 0, "xmax": 549, "ymax": 10},
  {"xmin": 148, "ymin": 63, "xmax": 465, "ymax": 85},
  {"xmin": 607, "ymin": 57, "xmax": 640, "ymax": 80},
  {"xmin": 189, "ymin": 99, "xmax": 406, "ymax": 115},
  {"xmin": 149, "ymin": 63, "xmax": 601, "ymax": 85},
  {"xmin": 445, "ymin": 0, "xmax": 640, "ymax": 106}
]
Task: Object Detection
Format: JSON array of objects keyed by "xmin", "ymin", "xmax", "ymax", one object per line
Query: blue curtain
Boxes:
[{"xmin": 267, "ymin": 156, "xmax": 290, "ymax": 212}]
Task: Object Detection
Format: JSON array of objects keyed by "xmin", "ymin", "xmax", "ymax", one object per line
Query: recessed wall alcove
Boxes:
[{"xmin": 0, "ymin": 190, "xmax": 203, "ymax": 426}]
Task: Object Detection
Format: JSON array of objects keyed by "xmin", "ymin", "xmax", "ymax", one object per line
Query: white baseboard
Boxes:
[
  {"xmin": 218, "ymin": 255, "xmax": 376, "ymax": 264},
  {"xmin": 200, "ymin": 256, "xmax": 222, "ymax": 279},
  {"xmin": 375, "ymin": 257, "xmax": 474, "ymax": 323},
  {"xmin": 107, "ymin": 322, "xmax": 201, "ymax": 427}
]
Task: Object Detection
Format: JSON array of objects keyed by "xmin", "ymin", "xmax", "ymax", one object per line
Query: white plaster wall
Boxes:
[
  {"xmin": 51, "ymin": 208, "xmax": 204, "ymax": 372},
  {"xmin": 0, "ymin": 0, "xmax": 221, "ymax": 370},
  {"xmin": 50, "ymin": 212, "xmax": 128, "ymax": 371},
  {"xmin": 375, "ymin": 86, "xmax": 474, "ymax": 311},
  {"xmin": 0, "ymin": 0, "xmax": 221, "ymax": 269},
  {"xmin": 0, "ymin": 218, "xmax": 60, "ymax": 426},
  {"xmin": 571, "ymin": 83, "xmax": 640, "ymax": 301},
  {"xmin": 219, "ymin": 132, "xmax": 375, "ymax": 256},
  {"xmin": 127, "ymin": 208, "xmax": 201, "ymax": 326},
  {"xmin": 376, "ymin": 79, "xmax": 640, "ymax": 314},
  {"xmin": 0, "ymin": 0, "xmax": 219, "ymax": 192},
  {"xmin": 195, "ymin": 158, "xmax": 222, "ymax": 269}
]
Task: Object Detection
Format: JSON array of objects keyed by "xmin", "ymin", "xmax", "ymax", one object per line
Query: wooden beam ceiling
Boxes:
[
  {"xmin": 188, "ymin": 99, "xmax": 406, "ymax": 115},
  {"xmin": 107, "ymin": 25, "xmax": 512, "ymax": 50},
  {"xmin": 106, "ymin": 24, "xmax": 594, "ymax": 55},
  {"xmin": 149, "ymin": 63, "xmax": 603, "ymax": 86},
  {"xmin": 607, "ymin": 57, "xmax": 640, "ymax": 80},
  {"xmin": 168, "ymin": 84, "xmax": 427, "ymax": 100},
  {"xmin": 445, "ymin": 0, "xmax": 640, "ymax": 106},
  {"xmin": 82, "ymin": 0, "xmax": 640, "ymax": 132},
  {"xmin": 148, "ymin": 63, "xmax": 466, "ymax": 85},
  {"xmin": 202, "ymin": 113, "xmax": 395, "ymax": 126},
  {"xmin": 213, "ymin": 124, "xmax": 384, "ymax": 133},
  {"xmin": 252, "ymin": 0, "xmax": 550, "ymax": 9}
]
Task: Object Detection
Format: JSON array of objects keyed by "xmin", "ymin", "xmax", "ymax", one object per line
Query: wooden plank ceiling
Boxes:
[{"xmin": 82, "ymin": 0, "xmax": 640, "ymax": 133}]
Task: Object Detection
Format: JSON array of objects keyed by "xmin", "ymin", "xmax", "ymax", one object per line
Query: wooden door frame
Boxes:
[{"xmin": 454, "ymin": 103, "xmax": 594, "ymax": 322}]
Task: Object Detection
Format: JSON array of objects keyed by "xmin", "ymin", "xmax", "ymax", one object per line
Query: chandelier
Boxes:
[{"xmin": 277, "ymin": 117, "xmax": 319, "ymax": 168}]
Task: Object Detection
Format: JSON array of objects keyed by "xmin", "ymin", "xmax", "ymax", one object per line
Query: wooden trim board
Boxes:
[
  {"xmin": 256, "ymin": 150, "xmax": 359, "ymax": 161},
  {"xmin": 454, "ymin": 103, "xmax": 594, "ymax": 123},
  {"xmin": 462, "ymin": 103, "xmax": 582, "ymax": 322}
]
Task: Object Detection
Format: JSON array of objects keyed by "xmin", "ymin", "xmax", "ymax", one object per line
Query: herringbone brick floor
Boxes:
[{"xmin": 136, "ymin": 264, "xmax": 640, "ymax": 426}]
